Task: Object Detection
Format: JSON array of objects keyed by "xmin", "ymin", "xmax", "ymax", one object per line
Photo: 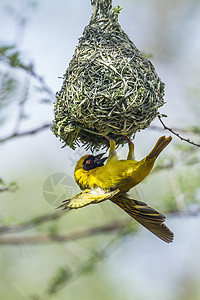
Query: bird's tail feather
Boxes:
[
  {"xmin": 146, "ymin": 136, "xmax": 172, "ymax": 160},
  {"xmin": 111, "ymin": 195, "xmax": 174, "ymax": 243}
]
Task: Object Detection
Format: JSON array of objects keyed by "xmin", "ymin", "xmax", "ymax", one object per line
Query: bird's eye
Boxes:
[{"xmin": 86, "ymin": 159, "xmax": 90, "ymax": 164}]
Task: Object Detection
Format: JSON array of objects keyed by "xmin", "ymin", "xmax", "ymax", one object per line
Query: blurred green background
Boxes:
[{"xmin": 0, "ymin": 0, "xmax": 200, "ymax": 299}]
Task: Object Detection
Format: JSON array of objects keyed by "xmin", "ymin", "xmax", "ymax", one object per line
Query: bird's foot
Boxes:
[
  {"xmin": 125, "ymin": 136, "xmax": 133, "ymax": 145},
  {"xmin": 98, "ymin": 131, "xmax": 113, "ymax": 141}
]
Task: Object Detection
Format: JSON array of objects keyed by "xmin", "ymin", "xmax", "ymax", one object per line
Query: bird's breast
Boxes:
[
  {"xmin": 74, "ymin": 169, "xmax": 90, "ymax": 190},
  {"xmin": 74, "ymin": 158, "xmax": 154, "ymax": 193}
]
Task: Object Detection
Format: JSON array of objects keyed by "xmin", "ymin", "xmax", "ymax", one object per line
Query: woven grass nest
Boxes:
[{"xmin": 52, "ymin": 0, "xmax": 165, "ymax": 151}]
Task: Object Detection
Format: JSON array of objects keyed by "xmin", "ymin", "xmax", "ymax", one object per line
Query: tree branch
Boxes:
[
  {"xmin": 0, "ymin": 220, "xmax": 129, "ymax": 245},
  {"xmin": 158, "ymin": 115, "xmax": 200, "ymax": 147},
  {"xmin": 149, "ymin": 124, "xmax": 199, "ymax": 134},
  {"xmin": 0, "ymin": 123, "xmax": 51, "ymax": 143},
  {"xmin": 0, "ymin": 211, "xmax": 64, "ymax": 234},
  {"xmin": 0, "ymin": 210, "xmax": 199, "ymax": 245},
  {"xmin": 29, "ymin": 69, "xmax": 55, "ymax": 99}
]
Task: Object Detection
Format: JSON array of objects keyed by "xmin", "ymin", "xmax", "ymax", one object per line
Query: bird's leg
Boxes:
[
  {"xmin": 102, "ymin": 135, "xmax": 118, "ymax": 161},
  {"xmin": 125, "ymin": 136, "xmax": 135, "ymax": 160},
  {"xmin": 108, "ymin": 139, "xmax": 118, "ymax": 161}
]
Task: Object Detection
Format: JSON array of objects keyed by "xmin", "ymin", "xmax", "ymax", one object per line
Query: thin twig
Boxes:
[
  {"xmin": 29, "ymin": 69, "xmax": 55, "ymax": 99},
  {"xmin": 149, "ymin": 124, "xmax": 198, "ymax": 134},
  {"xmin": 158, "ymin": 115, "xmax": 200, "ymax": 147},
  {"xmin": 15, "ymin": 75, "xmax": 31, "ymax": 131},
  {"xmin": 0, "ymin": 211, "xmax": 63, "ymax": 234},
  {"xmin": 0, "ymin": 123, "xmax": 51, "ymax": 143}
]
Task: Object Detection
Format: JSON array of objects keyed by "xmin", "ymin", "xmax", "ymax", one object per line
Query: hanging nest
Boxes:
[{"xmin": 52, "ymin": 0, "xmax": 165, "ymax": 151}]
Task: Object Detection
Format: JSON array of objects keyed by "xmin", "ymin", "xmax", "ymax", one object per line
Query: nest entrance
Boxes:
[{"xmin": 52, "ymin": 0, "xmax": 165, "ymax": 151}]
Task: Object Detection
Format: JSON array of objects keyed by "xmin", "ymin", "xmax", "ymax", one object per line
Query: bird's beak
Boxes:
[{"xmin": 93, "ymin": 153, "xmax": 107, "ymax": 167}]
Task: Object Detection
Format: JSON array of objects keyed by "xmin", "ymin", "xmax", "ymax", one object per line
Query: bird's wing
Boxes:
[
  {"xmin": 58, "ymin": 188, "xmax": 120, "ymax": 210},
  {"xmin": 111, "ymin": 195, "xmax": 174, "ymax": 243}
]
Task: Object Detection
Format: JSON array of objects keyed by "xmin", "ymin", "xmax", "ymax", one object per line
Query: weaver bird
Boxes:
[{"xmin": 59, "ymin": 136, "xmax": 174, "ymax": 243}]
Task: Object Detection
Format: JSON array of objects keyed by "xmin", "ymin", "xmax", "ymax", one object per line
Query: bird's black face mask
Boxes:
[{"xmin": 83, "ymin": 153, "xmax": 107, "ymax": 171}]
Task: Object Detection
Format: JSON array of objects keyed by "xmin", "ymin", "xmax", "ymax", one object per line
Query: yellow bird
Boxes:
[{"xmin": 59, "ymin": 136, "xmax": 174, "ymax": 243}]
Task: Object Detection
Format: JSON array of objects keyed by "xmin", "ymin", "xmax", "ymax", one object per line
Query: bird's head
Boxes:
[{"xmin": 75, "ymin": 153, "xmax": 107, "ymax": 172}]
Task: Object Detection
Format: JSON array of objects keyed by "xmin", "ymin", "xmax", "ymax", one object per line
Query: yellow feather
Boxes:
[{"xmin": 59, "ymin": 136, "xmax": 174, "ymax": 243}]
